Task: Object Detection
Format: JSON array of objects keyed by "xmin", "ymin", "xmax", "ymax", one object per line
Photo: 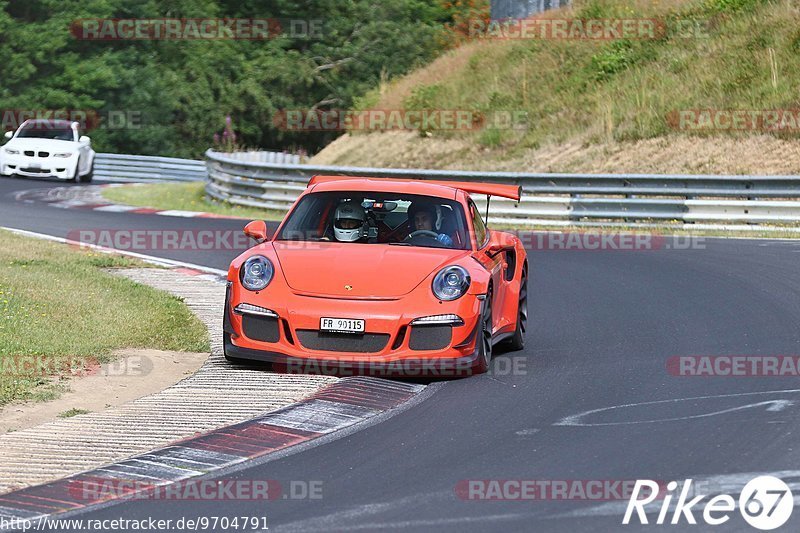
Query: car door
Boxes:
[{"xmin": 469, "ymin": 199, "xmax": 505, "ymax": 332}]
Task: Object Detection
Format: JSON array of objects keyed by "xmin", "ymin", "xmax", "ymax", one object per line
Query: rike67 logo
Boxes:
[{"xmin": 624, "ymin": 476, "xmax": 793, "ymax": 530}]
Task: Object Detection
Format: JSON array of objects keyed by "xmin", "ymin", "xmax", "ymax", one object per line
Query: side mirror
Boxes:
[
  {"xmin": 4, "ymin": 131, "xmax": 12, "ymax": 140},
  {"xmin": 485, "ymin": 231, "xmax": 514, "ymax": 257},
  {"xmin": 486, "ymin": 243, "xmax": 507, "ymax": 257},
  {"xmin": 79, "ymin": 135, "xmax": 90, "ymax": 143},
  {"xmin": 243, "ymin": 220, "xmax": 269, "ymax": 242}
]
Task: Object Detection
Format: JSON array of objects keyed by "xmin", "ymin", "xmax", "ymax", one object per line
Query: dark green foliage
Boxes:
[{"xmin": 0, "ymin": 0, "xmax": 462, "ymax": 157}]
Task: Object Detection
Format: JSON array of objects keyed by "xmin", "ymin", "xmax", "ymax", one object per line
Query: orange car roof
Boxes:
[{"xmin": 308, "ymin": 175, "xmax": 522, "ymax": 201}]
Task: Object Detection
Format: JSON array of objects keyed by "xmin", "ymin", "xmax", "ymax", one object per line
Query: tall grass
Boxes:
[{"xmin": 363, "ymin": 0, "xmax": 798, "ymax": 153}]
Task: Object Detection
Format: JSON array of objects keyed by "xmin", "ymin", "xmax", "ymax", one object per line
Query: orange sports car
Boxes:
[{"xmin": 223, "ymin": 176, "xmax": 528, "ymax": 377}]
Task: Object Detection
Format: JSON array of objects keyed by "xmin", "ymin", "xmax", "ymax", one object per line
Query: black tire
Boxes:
[
  {"xmin": 472, "ymin": 287, "xmax": 494, "ymax": 374},
  {"xmin": 79, "ymin": 159, "xmax": 93, "ymax": 183},
  {"xmin": 67, "ymin": 157, "xmax": 80, "ymax": 183},
  {"xmin": 505, "ymin": 264, "xmax": 528, "ymax": 351}
]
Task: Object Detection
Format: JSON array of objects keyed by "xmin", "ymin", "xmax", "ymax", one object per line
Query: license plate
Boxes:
[
  {"xmin": 29, "ymin": 162, "xmax": 41, "ymax": 169},
  {"xmin": 320, "ymin": 317, "xmax": 365, "ymax": 334}
]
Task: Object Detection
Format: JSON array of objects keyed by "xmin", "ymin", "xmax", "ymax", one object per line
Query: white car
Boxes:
[{"xmin": 0, "ymin": 119, "xmax": 95, "ymax": 182}]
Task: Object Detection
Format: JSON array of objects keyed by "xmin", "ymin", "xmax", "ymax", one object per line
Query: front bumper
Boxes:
[
  {"xmin": 0, "ymin": 154, "xmax": 77, "ymax": 179},
  {"xmin": 223, "ymin": 334, "xmax": 482, "ymax": 377},
  {"xmin": 224, "ymin": 282, "xmax": 485, "ymax": 377}
]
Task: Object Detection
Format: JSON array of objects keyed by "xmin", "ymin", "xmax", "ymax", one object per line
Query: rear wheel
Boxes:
[
  {"xmin": 505, "ymin": 264, "xmax": 528, "ymax": 351},
  {"xmin": 472, "ymin": 287, "xmax": 494, "ymax": 374}
]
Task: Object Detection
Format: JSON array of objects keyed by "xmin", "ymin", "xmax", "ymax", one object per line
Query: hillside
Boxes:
[{"xmin": 311, "ymin": 0, "xmax": 800, "ymax": 174}]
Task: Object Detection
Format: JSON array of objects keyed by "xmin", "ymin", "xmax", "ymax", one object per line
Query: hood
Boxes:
[
  {"xmin": 4, "ymin": 138, "xmax": 79, "ymax": 151},
  {"xmin": 273, "ymin": 242, "xmax": 469, "ymax": 298}
]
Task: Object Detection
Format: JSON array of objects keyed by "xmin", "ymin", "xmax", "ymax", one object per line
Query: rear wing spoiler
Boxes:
[{"xmin": 307, "ymin": 175, "xmax": 522, "ymax": 201}]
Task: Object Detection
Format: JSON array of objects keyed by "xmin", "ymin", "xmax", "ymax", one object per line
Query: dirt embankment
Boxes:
[{"xmin": 312, "ymin": 131, "xmax": 800, "ymax": 176}]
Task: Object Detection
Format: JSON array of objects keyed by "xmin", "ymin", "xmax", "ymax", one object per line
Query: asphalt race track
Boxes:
[
  {"xmin": 0, "ymin": 178, "xmax": 249, "ymax": 271},
  {"xmin": 3, "ymin": 177, "xmax": 800, "ymax": 532}
]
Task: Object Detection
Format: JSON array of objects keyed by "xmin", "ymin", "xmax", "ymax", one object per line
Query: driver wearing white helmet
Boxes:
[{"xmin": 333, "ymin": 202, "xmax": 368, "ymax": 242}]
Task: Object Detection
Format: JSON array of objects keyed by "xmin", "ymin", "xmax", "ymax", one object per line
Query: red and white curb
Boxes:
[
  {"xmin": 14, "ymin": 184, "xmax": 250, "ymax": 221},
  {"xmin": 0, "ymin": 228, "xmax": 428, "ymax": 525},
  {"xmin": 0, "ymin": 378, "xmax": 424, "ymax": 524}
]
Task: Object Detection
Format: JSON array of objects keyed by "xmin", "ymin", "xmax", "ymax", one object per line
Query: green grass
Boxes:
[
  {"xmin": 359, "ymin": 0, "xmax": 799, "ymax": 153},
  {"xmin": 102, "ymin": 182, "xmax": 287, "ymax": 221},
  {"xmin": 58, "ymin": 408, "xmax": 90, "ymax": 418},
  {"xmin": 0, "ymin": 230, "xmax": 209, "ymax": 406}
]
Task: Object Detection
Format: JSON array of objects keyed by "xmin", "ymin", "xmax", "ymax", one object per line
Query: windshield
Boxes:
[
  {"xmin": 277, "ymin": 191, "xmax": 471, "ymax": 250},
  {"xmin": 16, "ymin": 123, "xmax": 75, "ymax": 141}
]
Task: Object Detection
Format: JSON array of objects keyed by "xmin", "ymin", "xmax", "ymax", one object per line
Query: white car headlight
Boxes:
[
  {"xmin": 240, "ymin": 256, "xmax": 274, "ymax": 291},
  {"xmin": 432, "ymin": 266, "xmax": 471, "ymax": 301},
  {"xmin": 53, "ymin": 152, "xmax": 74, "ymax": 158},
  {"xmin": 4, "ymin": 148, "xmax": 19, "ymax": 154}
]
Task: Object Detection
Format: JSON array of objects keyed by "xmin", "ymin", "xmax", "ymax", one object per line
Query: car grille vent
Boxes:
[{"xmin": 296, "ymin": 330, "xmax": 390, "ymax": 353}]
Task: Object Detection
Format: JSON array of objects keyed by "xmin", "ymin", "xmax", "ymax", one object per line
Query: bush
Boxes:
[{"xmin": 591, "ymin": 41, "xmax": 636, "ymax": 81}]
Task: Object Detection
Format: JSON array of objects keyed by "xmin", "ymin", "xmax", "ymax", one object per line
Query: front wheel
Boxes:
[
  {"xmin": 471, "ymin": 288, "xmax": 494, "ymax": 374},
  {"xmin": 79, "ymin": 159, "xmax": 93, "ymax": 183},
  {"xmin": 505, "ymin": 265, "xmax": 528, "ymax": 351}
]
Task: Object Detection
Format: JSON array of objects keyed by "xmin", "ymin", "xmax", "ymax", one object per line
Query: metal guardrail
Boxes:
[
  {"xmin": 95, "ymin": 151, "xmax": 301, "ymax": 183},
  {"xmin": 95, "ymin": 153, "xmax": 206, "ymax": 183},
  {"xmin": 221, "ymin": 151, "xmax": 302, "ymax": 165},
  {"xmin": 204, "ymin": 149, "xmax": 800, "ymax": 229}
]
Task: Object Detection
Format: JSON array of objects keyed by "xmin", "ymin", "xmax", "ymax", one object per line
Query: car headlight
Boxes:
[
  {"xmin": 240, "ymin": 255, "xmax": 274, "ymax": 291},
  {"xmin": 432, "ymin": 266, "xmax": 471, "ymax": 301},
  {"xmin": 53, "ymin": 152, "xmax": 73, "ymax": 158},
  {"xmin": 4, "ymin": 148, "xmax": 19, "ymax": 154}
]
